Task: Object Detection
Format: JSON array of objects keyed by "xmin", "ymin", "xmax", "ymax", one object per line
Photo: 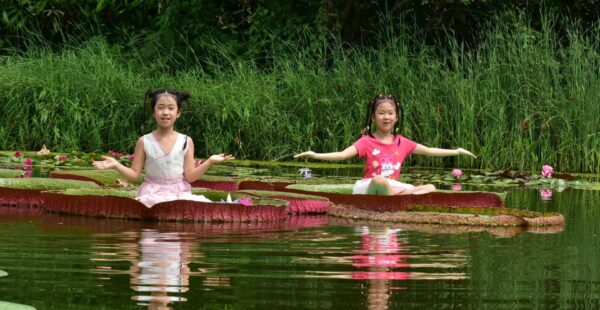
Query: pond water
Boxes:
[{"xmin": 1, "ymin": 164, "xmax": 600, "ymax": 309}]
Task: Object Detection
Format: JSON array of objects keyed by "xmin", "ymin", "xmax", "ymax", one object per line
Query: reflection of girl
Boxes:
[
  {"xmin": 352, "ymin": 227, "xmax": 411, "ymax": 310},
  {"xmin": 129, "ymin": 230, "xmax": 194, "ymax": 309},
  {"xmin": 352, "ymin": 227, "xmax": 411, "ymax": 275}
]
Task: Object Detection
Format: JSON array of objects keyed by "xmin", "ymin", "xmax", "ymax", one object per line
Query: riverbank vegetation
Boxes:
[{"xmin": 1, "ymin": 2, "xmax": 598, "ymax": 173}]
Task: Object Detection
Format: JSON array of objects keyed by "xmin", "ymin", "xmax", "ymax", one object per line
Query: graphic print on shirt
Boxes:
[{"xmin": 370, "ymin": 151, "xmax": 398, "ymax": 178}]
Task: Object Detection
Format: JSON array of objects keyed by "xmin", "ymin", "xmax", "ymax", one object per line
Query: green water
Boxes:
[{"xmin": 1, "ymin": 167, "xmax": 600, "ymax": 309}]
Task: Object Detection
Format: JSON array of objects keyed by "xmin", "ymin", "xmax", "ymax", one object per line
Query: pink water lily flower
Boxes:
[
  {"xmin": 452, "ymin": 169, "xmax": 463, "ymax": 179},
  {"xmin": 128, "ymin": 154, "xmax": 135, "ymax": 161},
  {"xmin": 237, "ymin": 197, "xmax": 253, "ymax": 206},
  {"xmin": 541, "ymin": 165, "xmax": 554, "ymax": 178},
  {"xmin": 23, "ymin": 158, "xmax": 33, "ymax": 171},
  {"xmin": 58, "ymin": 155, "xmax": 67, "ymax": 161},
  {"xmin": 109, "ymin": 150, "xmax": 123, "ymax": 159},
  {"xmin": 14, "ymin": 151, "xmax": 21, "ymax": 158}
]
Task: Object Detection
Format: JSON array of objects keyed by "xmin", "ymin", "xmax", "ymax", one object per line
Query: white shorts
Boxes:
[{"xmin": 352, "ymin": 178, "xmax": 415, "ymax": 195}]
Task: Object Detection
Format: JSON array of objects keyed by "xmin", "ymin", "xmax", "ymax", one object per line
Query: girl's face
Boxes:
[
  {"xmin": 371, "ymin": 100, "xmax": 397, "ymax": 134},
  {"xmin": 153, "ymin": 95, "xmax": 181, "ymax": 129}
]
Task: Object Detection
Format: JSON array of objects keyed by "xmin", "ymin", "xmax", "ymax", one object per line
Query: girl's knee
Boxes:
[
  {"xmin": 367, "ymin": 176, "xmax": 393, "ymax": 195},
  {"xmin": 371, "ymin": 175, "xmax": 388, "ymax": 186}
]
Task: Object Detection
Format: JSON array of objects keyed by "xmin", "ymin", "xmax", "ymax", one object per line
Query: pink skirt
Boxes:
[{"xmin": 136, "ymin": 175, "xmax": 211, "ymax": 208}]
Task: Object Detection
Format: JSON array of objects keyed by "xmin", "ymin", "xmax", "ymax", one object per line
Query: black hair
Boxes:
[
  {"xmin": 362, "ymin": 94, "xmax": 404, "ymax": 145},
  {"xmin": 144, "ymin": 89, "xmax": 190, "ymax": 111}
]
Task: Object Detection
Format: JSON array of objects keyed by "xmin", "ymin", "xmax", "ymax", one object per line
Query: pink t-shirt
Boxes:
[{"xmin": 354, "ymin": 134, "xmax": 417, "ymax": 180}]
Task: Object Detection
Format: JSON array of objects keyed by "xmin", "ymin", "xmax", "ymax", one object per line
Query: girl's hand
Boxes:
[
  {"xmin": 93, "ymin": 156, "xmax": 119, "ymax": 170},
  {"xmin": 457, "ymin": 148, "xmax": 476, "ymax": 158},
  {"xmin": 294, "ymin": 151, "xmax": 316, "ymax": 159},
  {"xmin": 207, "ymin": 154, "xmax": 235, "ymax": 164}
]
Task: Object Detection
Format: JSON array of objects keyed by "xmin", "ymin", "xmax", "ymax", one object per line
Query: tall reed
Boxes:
[{"xmin": 0, "ymin": 14, "xmax": 598, "ymax": 173}]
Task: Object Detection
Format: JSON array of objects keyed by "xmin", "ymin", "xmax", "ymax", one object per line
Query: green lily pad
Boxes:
[
  {"xmin": 286, "ymin": 183, "xmax": 355, "ymax": 194},
  {"xmin": 0, "ymin": 178, "xmax": 99, "ymax": 190},
  {"xmin": 61, "ymin": 188, "xmax": 137, "ymax": 198},
  {"xmin": 238, "ymin": 189, "xmax": 330, "ymax": 201},
  {"xmin": 198, "ymin": 175, "xmax": 237, "ymax": 182},
  {"xmin": 0, "ymin": 169, "xmax": 23, "ymax": 178},
  {"xmin": 52, "ymin": 169, "xmax": 141, "ymax": 186},
  {"xmin": 0, "ymin": 301, "xmax": 36, "ymax": 310},
  {"xmin": 0, "ymin": 270, "xmax": 7, "ymax": 277},
  {"xmin": 190, "ymin": 188, "xmax": 288, "ymax": 206}
]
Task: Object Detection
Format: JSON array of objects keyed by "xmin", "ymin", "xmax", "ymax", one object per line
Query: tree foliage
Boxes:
[{"xmin": 2, "ymin": 0, "xmax": 600, "ymax": 67}]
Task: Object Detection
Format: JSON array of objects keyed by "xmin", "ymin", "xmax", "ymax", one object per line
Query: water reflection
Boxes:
[
  {"xmin": 92, "ymin": 230, "xmax": 204, "ymax": 309},
  {"xmin": 129, "ymin": 230, "xmax": 193, "ymax": 308},
  {"xmin": 352, "ymin": 227, "xmax": 410, "ymax": 310}
]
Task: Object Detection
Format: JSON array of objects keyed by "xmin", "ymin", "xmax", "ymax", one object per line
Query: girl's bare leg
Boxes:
[
  {"xmin": 367, "ymin": 175, "xmax": 395, "ymax": 195},
  {"xmin": 394, "ymin": 184, "xmax": 436, "ymax": 195}
]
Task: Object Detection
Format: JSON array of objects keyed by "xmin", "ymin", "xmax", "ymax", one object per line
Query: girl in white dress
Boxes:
[{"xmin": 94, "ymin": 89, "xmax": 234, "ymax": 207}]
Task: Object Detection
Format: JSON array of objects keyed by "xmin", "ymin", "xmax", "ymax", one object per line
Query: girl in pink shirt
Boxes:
[{"xmin": 295, "ymin": 94, "xmax": 475, "ymax": 195}]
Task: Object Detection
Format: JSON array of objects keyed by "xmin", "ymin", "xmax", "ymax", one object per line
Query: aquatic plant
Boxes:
[
  {"xmin": 452, "ymin": 169, "xmax": 463, "ymax": 179},
  {"xmin": 541, "ymin": 165, "xmax": 554, "ymax": 178},
  {"xmin": 1, "ymin": 13, "xmax": 599, "ymax": 173}
]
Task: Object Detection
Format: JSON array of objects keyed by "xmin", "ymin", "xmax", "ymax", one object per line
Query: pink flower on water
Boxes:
[
  {"xmin": 452, "ymin": 169, "xmax": 463, "ymax": 179},
  {"xmin": 58, "ymin": 155, "xmax": 67, "ymax": 161},
  {"xmin": 14, "ymin": 151, "xmax": 21, "ymax": 158},
  {"xmin": 541, "ymin": 165, "xmax": 554, "ymax": 178},
  {"xmin": 451, "ymin": 184, "xmax": 462, "ymax": 191},
  {"xmin": 539, "ymin": 189, "xmax": 553, "ymax": 201},
  {"xmin": 128, "ymin": 154, "xmax": 135, "ymax": 161},
  {"xmin": 108, "ymin": 150, "xmax": 123, "ymax": 159},
  {"xmin": 237, "ymin": 197, "xmax": 254, "ymax": 206},
  {"xmin": 23, "ymin": 158, "xmax": 33, "ymax": 171}
]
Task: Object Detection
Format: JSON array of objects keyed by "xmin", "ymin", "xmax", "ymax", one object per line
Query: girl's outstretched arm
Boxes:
[
  {"xmin": 413, "ymin": 144, "xmax": 476, "ymax": 158},
  {"xmin": 294, "ymin": 145, "xmax": 358, "ymax": 161},
  {"xmin": 183, "ymin": 138, "xmax": 234, "ymax": 183},
  {"xmin": 93, "ymin": 137, "xmax": 145, "ymax": 181}
]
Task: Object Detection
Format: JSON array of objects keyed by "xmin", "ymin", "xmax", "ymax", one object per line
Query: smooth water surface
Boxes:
[{"xmin": 1, "ymin": 167, "xmax": 600, "ymax": 309}]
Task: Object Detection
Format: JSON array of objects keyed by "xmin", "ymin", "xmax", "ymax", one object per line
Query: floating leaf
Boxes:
[
  {"xmin": 0, "ymin": 301, "xmax": 36, "ymax": 310},
  {"xmin": 0, "ymin": 169, "xmax": 22, "ymax": 178},
  {"xmin": 0, "ymin": 178, "xmax": 99, "ymax": 190}
]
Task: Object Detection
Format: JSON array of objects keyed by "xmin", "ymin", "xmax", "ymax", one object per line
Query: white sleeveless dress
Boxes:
[{"xmin": 136, "ymin": 133, "xmax": 210, "ymax": 208}]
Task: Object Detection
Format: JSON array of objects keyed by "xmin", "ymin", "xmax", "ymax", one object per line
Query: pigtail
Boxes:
[
  {"xmin": 394, "ymin": 97, "xmax": 403, "ymax": 146},
  {"xmin": 362, "ymin": 97, "xmax": 380, "ymax": 137},
  {"xmin": 178, "ymin": 91, "xmax": 190, "ymax": 102}
]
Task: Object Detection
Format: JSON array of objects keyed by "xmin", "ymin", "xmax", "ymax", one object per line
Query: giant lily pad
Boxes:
[
  {"xmin": 0, "ymin": 301, "xmax": 36, "ymax": 310},
  {"xmin": 60, "ymin": 188, "xmax": 137, "ymax": 198},
  {"xmin": 0, "ymin": 178, "xmax": 99, "ymax": 190},
  {"xmin": 286, "ymin": 183, "xmax": 355, "ymax": 194},
  {"xmin": 51, "ymin": 169, "xmax": 141, "ymax": 186},
  {"xmin": 328, "ymin": 204, "xmax": 564, "ymax": 227},
  {"xmin": 0, "ymin": 169, "xmax": 23, "ymax": 178},
  {"xmin": 238, "ymin": 189, "xmax": 329, "ymax": 201},
  {"xmin": 286, "ymin": 183, "xmax": 507, "ymax": 200},
  {"xmin": 191, "ymin": 188, "xmax": 287, "ymax": 206}
]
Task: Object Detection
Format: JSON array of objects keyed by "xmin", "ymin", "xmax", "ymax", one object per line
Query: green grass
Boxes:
[{"xmin": 0, "ymin": 14, "xmax": 599, "ymax": 173}]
